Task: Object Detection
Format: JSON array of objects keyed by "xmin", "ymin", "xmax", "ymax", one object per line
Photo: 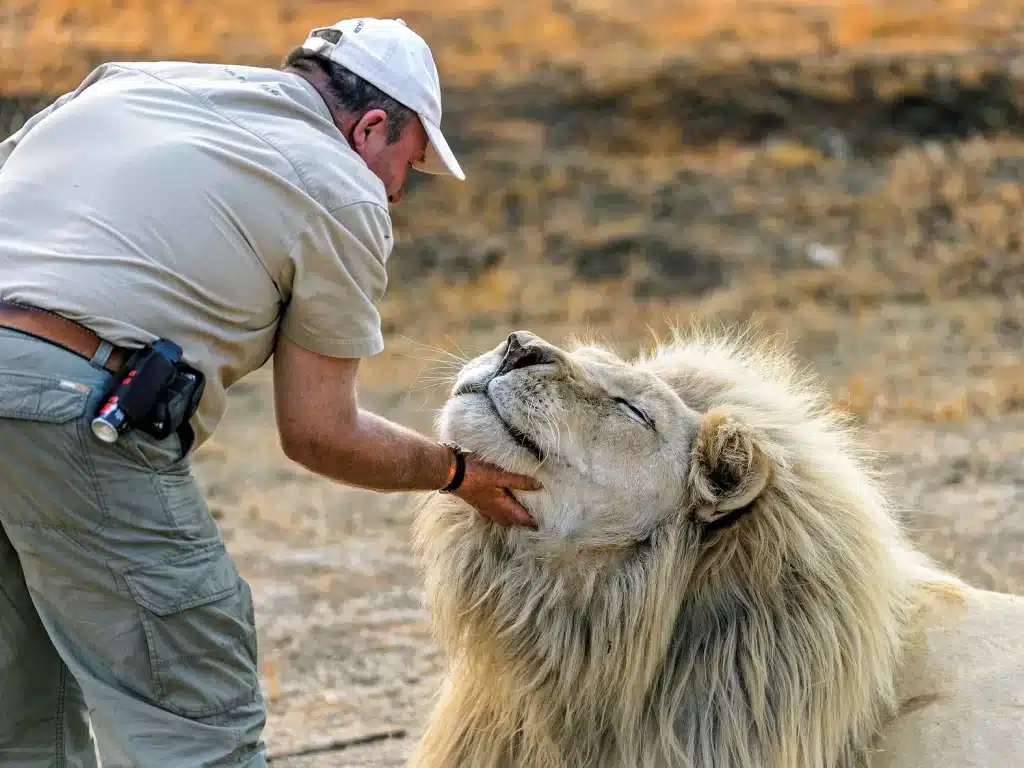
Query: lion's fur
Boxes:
[{"xmin": 407, "ymin": 324, "xmax": 1021, "ymax": 768}]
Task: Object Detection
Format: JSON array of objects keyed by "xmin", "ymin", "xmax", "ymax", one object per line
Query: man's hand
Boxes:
[
  {"xmin": 273, "ymin": 337, "xmax": 542, "ymax": 528},
  {"xmin": 451, "ymin": 454, "xmax": 541, "ymax": 528}
]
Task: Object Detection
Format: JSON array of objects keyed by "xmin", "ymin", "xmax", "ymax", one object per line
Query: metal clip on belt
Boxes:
[{"xmin": 0, "ymin": 300, "xmax": 133, "ymax": 374}]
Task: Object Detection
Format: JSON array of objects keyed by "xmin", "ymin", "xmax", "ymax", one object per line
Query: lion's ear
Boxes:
[{"xmin": 688, "ymin": 408, "xmax": 772, "ymax": 525}]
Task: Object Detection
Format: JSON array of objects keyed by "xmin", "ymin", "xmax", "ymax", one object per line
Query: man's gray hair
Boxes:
[{"xmin": 282, "ymin": 48, "xmax": 416, "ymax": 144}]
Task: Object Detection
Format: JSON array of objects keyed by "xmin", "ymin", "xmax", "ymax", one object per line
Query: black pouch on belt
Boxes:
[
  {"xmin": 92, "ymin": 338, "xmax": 205, "ymax": 454},
  {"xmin": 141, "ymin": 365, "xmax": 205, "ymax": 454}
]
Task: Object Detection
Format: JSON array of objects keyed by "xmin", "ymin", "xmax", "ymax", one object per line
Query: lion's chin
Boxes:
[
  {"xmin": 439, "ymin": 400, "xmax": 549, "ymax": 478},
  {"xmin": 442, "ymin": 417, "xmax": 548, "ymax": 483}
]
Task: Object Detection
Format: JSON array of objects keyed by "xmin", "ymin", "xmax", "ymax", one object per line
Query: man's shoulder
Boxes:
[
  {"xmin": 209, "ymin": 64, "xmax": 392, "ymax": 214},
  {"xmin": 98, "ymin": 61, "xmax": 391, "ymax": 214}
]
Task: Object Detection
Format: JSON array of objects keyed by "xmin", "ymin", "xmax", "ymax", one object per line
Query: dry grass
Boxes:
[
  {"xmin": 2, "ymin": 0, "xmax": 1023, "ymax": 94},
  {"xmin": 2, "ymin": 3, "xmax": 1020, "ymax": 425},
  {"xmin": 367, "ymin": 124, "xmax": 1023, "ymax": 426},
  {"xmin": 3, "ymin": 1, "xmax": 1016, "ymax": 427}
]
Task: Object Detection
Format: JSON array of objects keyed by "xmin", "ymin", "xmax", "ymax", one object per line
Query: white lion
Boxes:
[{"xmin": 408, "ymin": 325, "xmax": 1024, "ymax": 768}]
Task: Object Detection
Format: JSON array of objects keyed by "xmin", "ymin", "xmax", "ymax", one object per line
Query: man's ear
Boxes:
[
  {"xmin": 688, "ymin": 408, "xmax": 772, "ymax": 525},
  {"xmin": 351, "ymin": 108, "xmax": 389, "ymax": 152}
]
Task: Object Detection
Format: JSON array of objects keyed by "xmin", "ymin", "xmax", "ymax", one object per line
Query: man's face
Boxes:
[{"xmin": 351, "ymin": 109, "xmax": 428, "ymax": 204}]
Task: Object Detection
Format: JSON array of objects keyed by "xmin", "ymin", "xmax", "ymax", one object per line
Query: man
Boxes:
[{"xmin": 0, "ymin": 17, "xmax": 539, "ymax": 767}]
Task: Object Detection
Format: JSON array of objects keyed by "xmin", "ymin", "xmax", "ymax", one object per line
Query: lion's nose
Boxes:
[{"xmin": 496, "ymin": 331, "xmax": 556, "ymax": 375}]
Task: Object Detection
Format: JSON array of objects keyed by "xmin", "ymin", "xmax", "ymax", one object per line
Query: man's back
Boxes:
[
  {"xmin": 0, "ymin": 21, "xmax": 540, "ymax": 768},
  {"xmin": 0, "ymin": 61, "xmax": 394, "ymax": 446}
]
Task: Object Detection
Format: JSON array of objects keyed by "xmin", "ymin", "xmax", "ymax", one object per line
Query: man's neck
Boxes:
[{"xmin": 283, "ymin": 66, "xmax": 357, "ymax": 139}]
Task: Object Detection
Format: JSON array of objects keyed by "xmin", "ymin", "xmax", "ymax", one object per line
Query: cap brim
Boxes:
[{"xmin": 415, "ymin": 117, "xmax": 465, "ymax": 181}]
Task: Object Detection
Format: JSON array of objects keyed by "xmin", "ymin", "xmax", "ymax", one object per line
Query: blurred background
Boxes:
[{"xmin": 2, "ymin": 2, "xmax": 1022, "ymax": 765}]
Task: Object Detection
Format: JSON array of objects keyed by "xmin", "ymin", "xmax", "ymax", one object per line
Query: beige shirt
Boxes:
[{"xmin": 0, "ymin": 61, "xmax": 394, "ymax": 448}]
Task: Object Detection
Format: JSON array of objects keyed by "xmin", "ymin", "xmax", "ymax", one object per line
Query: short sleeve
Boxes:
[{"xmin": 279, "ymin": 200, "xmax": 392, "ymax": 358}]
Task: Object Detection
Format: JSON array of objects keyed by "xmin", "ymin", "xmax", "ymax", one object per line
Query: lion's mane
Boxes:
[{"xmin": 408, "ymin": 327, "xmax": 960, "ymax": 768}]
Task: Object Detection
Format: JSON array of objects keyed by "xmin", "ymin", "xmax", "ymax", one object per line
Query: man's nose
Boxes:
[{"xmin": 496, "ymin": 331, "xmax": 557, "ymax": 375}]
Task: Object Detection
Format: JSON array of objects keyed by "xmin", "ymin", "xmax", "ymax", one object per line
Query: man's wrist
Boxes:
[{"xmin": 438, "ymin": 443, "xmax": 467, "ymax": 493}]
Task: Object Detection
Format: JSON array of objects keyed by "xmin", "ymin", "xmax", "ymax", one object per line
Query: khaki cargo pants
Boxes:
[{"xmin": 0, "ymin": 328, "xmax": 267, "ymax": 766}]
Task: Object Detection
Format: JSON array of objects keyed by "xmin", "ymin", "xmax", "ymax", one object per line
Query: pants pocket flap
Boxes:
[
  {"xmin": 124, "ymin": 544, "xmax": 240, "ymax": 616},
  {"xmin": 0, "ymin": 371, "xmax": 90, "ymax": 423}
]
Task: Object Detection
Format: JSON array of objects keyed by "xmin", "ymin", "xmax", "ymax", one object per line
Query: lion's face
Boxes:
[{"xmin": 437, "ymin": 331, "xmax": 704, "ymax": 546}]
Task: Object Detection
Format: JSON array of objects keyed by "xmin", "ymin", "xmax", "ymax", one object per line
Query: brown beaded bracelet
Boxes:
[{"xmin": 439, "ymin": 443, "xmax": 467, "ymax": 494}]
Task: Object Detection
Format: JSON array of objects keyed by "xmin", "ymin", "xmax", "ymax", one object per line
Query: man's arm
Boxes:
[{"xmin": 273, "ymin": 335, "xmax": 539, "ymax": 526}]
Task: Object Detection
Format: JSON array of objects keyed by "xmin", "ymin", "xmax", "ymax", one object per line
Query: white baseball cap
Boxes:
[{"xmin": 300, "ymin": 17, "xmax": 465, "ymax": 181}]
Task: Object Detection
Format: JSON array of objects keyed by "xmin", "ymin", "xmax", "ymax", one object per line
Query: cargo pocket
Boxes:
[
  {"xmin": 112, "ymin": 427, "xmax": 188, "ymax": 475},
  {"xmin": 0, "ymin": 371, "xmax": 107, "ymax": 531},
  {"xmin": 123, "ymin": 543, "xmax": 259, "ymax": 719},
  {"xmin": 0, "ymin": 371, "xmax": 91, "ymax": 423}
]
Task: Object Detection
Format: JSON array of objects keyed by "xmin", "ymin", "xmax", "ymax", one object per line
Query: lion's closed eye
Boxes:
[{"xmin": 613, "ymin": 397, "xmax": 655, "ymax": 429}]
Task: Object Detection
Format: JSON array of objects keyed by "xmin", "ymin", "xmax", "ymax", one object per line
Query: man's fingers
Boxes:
[
  {"xmin": 466, "ymin": 456, "xmax": 542, "ymax": 492},
  {"xmin": 454, "ymin": 458, "xmax": 540, "ymax": 527},
  {"xmin": 464, "ymin": 490, "xmax": 536, "ymax": 529},
  {"xmin": 501, "ymin": 489, "xmax": 537, "ymax": 528},
  {"xmin": 499, "ymin": 472, "xmax": 543, "ymax": 491}
]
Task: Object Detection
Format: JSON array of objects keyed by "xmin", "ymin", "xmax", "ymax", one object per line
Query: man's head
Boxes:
[{"xmin": 283, "ymin": 18, "xmax": 463, "ymax": 204}]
